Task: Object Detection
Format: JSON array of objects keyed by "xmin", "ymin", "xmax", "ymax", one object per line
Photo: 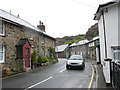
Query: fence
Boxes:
[{"xmin": 111, "ymin": 62, "xmax": 120, "ymax": 90}]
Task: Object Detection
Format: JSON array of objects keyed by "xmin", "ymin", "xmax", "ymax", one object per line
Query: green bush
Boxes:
[
  {"xmin": 31, "ymin": 50, "xmax": 37, "ymax": 65},
  {"xmin": 39, "ymin": 56, "xmax": 49, "ymax": 63},
  {"xmin": 49, "ymin": 47, "xmax": 56, "ymax": 59},
  {"xmin": 37, "ymin": 56, "xmax": 41, "ymax": 64}
]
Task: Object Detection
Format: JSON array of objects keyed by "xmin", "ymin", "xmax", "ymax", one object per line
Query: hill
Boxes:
[
  {"xmin": 84, "ymin": 23, "xmax": 98, "ymax": 40},
  {"xmin": 56, "ymin": 23, "xmax": 98, "ymax": 46}
]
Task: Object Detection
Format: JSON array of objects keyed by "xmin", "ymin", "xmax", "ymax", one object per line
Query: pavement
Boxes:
[{"xmin": 89, "ymin": 59, "xmax": 114, "ymax": 89}]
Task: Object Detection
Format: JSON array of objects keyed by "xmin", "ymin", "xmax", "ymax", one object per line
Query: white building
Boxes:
[
  {"xmin": 94, "ymin": 0, "xmax": 120, "ymax": 85},
  {"xmin": 69, "ymin": 39, "xmax": 89, "ymax": 59}
]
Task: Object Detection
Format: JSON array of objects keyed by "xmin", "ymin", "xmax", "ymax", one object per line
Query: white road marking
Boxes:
[
  {"xmin": 25, "ymin": 76, "xmax": 53, "ymax": 90},
  {"xmin": 59, "ymin": 68, "xmax": 66, "ymax": 73}
]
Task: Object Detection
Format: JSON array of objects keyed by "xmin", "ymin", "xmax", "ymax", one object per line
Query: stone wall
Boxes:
[
  {"xmin": 69, "ymin": 44, "xmax": 88, "ymax": 59},
  {"xmin": 44, "ymin": 36, "xmax": 55, "ymax": 57},
  {"xmin": 0, "ymin": 21, "xmax": 55, "ymax": 72},
  {"xmin": 3, "ymin": 23, "xmax": 27, "ymax": 70},
  {"xmin": 38, "ymin": 34, "xmax": 55, "ymax": 57}
]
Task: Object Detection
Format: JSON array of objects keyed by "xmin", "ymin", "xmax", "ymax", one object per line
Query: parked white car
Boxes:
[{"xmin": 66, "ymin": 55, "xmax": 85, "ymax": 70}]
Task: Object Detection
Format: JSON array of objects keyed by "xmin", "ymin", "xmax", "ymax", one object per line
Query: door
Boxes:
[{"xmin": 25, "ymin": 48, "xmax": 30, "ymax": 67}]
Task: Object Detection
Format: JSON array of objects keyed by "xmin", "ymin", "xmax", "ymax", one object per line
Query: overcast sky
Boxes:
[{"xmin": 0, "ymin": 0, "xmax": 110, "ymax": 38}]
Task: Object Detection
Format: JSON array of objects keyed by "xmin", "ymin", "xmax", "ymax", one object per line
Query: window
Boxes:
[
  {"xmin": 112, "ymin": 47, "xmax": 120, "ymax": 60},
  {"xmin": 29, "ymin": 34, "xmax": 34, "ymax": 40},
  {"xmin": 0, "ymin": 45, "xmax": 5, "ymax": 63},
  {"xmin": 92, "ymin": 42, "xmax": 95, "ymax": 46},
  {"xmin": 17, "ymin": 47, "xmax": 23, "ymax": 58},
  {"xmin": 26, "ymin": 48, "xmax": 29, "ymax": 56},
  {"xmin": 0, "ymin": 20, "xmax": 5, "ymax": 35}
]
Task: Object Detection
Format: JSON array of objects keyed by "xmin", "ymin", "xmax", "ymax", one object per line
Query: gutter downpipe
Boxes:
[{"xmin": 102, "ymin": 10, "xmax": 112, "ymax": 86}]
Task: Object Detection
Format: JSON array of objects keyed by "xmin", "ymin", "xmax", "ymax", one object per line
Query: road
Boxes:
[{"xmin": 2, "ymin": 59, "xmax": 94, "ymax": 89}]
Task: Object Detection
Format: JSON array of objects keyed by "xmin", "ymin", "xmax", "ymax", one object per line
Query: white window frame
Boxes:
[
  {"xmin": 0, "ymin": 45, "xmax": 5, "ymax": 63},
  {"xmin": 93, "ymin": 42, "xmax": 95, "ymax": 47},
  {"xmin": 0, "ymin": 20, "xmax": 5, "ymax": 36},
  {"xmin": 112, "ymin": 47, "xmax": 120, "ymax": 61},
  {"xmin": 29, "ymin": 34, "xmax": 34, "ymax": 40}
]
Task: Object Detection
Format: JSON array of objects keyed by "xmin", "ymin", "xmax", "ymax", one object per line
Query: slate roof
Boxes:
[
  {"xmin": 16, "ymin": 38, "xmax": 30, "ymax": 46},
  {"xmin": 88, "ymin": 36, "xmax": 99, "ymax": 42},
  {"xmin": 55, "ymin": 44, "xmax": 69, "ymax": 52},
  {"xmin": 70, "ymin": 39, "xmax": 89, "ymax": 47},
  {"xmin": 69, "ymin": 36, "xmax": 99, "ymax": 47},
  {"xmin": 0, "ymin": 9, "xmax": 55, "ymax": 40}
]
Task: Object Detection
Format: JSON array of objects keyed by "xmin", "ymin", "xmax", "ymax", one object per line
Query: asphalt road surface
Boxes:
[{"xmin": 2, "ymin": 58, "xmax": 93, "ymax": 89}]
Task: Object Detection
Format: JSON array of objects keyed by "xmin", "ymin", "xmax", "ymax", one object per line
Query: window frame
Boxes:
[
  {"xmin": 0, "ymin": 45, "xmax": 5, "ymax": 63},
  {"xmin": 16, "ymin": 47, "xmax": 23, "ymax": 59},
  {"xmin": 29, "ymin": 34, "xmax": 34, "ymax": 41},
  {"xmin": 0, "ymin": 20, "xmax": 5, "ymax": 36},
  {"xmin": 112, "ymin": 47, "xmax": 120, "ymax": 61}
]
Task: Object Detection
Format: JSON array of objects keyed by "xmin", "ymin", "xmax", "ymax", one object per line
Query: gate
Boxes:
[{"xmin": 111, "ymin": 61, "xmax": 120, "ymax": 90}]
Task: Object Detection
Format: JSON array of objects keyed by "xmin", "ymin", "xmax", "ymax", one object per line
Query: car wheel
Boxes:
[
  {"xmin": 82, "ymin": 65, "xmax": 85, "ymax": 70},
  {"xmin": 82, "ymin": 66, "xmax": 85, "ymax": 70},
  {"xmin": 66, "ymin": 65, "xmax": 70, "ymax": 70},
  {"xmin": 83, "ymin": 63, "xmax": 85, "ymax": 69}
]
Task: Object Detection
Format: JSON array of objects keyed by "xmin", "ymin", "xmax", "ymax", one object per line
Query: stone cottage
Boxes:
[
  {"xmin": 69, "ymin": 36, "xmax": 99, "ymax": 60},
  {"xmin": 55, "ymin": 44, "xmax": 69, "ymax": 58},
  {"xmin": 0, "ymin": 9, "xmax": 55, "ymax": 73},
  {"xmin": 69, "ymin": 39, "xmax": 89, "ymax": 59},
  {"xmin": 87, "ymin": 36, "xmax": 99, "ymax": 60}
]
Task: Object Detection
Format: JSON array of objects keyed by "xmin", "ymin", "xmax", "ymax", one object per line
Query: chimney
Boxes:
[
  {"xmin": 17, "ymin": 14, "xmax": 20, "ymax": 18},
  {"xmin": 9, "ymin": 10, "xmax": 11, "ymax": 14},
  {"xmin": 37, "ymin": 21, "xmax": 45, "ymax": 32}
]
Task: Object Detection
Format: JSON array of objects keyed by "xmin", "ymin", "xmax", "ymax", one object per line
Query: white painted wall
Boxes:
[
  {"xmin": 105, "ymin": 5, "xmax": 118, "ymax": 58},
  {"xmin": 96, "ymin": 47, "xmax": 100, "ymax": 63},
  {"xmin": 118, "ymin": 4, "xmax": 120, "ymax": 45},
  {"xmin": 98, "ymin": 16, "xmax": 105, "ymax": 65},
  {"xmin": 98, "ymin": 4, "xmax": 119, "ymax": 84}
]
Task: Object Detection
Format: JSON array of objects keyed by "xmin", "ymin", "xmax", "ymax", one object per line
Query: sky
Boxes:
[{"xmin": 0, "ymin": 0, "xmax": 110, "ymax": 38}]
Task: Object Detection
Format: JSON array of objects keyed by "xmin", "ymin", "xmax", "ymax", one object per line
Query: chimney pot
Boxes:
[
  {"xmin": 37, "ymin": 21, "xmax": 45, "ymax": 32},
  {"xmin": 39, "ymin": 21, "xmax": 42, "ymax": 25}
]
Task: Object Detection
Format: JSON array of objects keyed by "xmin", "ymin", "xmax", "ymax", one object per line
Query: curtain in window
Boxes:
[
  {"xmin": 114, "ymin": 52, "xmax": 120, "ymax": 60},
  {"xmin": 0, "ymin": 20, "xmax": 3, "ymax": 34},
  {"xmin": 17, "ymin": 47, "xmax": 22, "ymax": 58},
  {"xmin": 0, "ymin": 46, "xmax": 3, "ymax": 61},
  {"xmin": 113, "ymin": 47, "xmax": 120, "ymax": 60}
]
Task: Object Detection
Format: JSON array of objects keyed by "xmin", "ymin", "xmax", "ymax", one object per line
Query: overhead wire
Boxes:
[{"xmin": 72, "ymin": 0, "xmax": 97, "ymax": 9}]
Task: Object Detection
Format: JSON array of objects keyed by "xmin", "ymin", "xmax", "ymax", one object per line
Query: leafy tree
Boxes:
[
  {"xmin": 76, "ymin": 36, "xmax": 85, "ymax": 41},
  {"xmin": 92, "ymin": 33, "xmax": 97, "ymax": 37},
  {"xmin": 64, "ymin": 40, "xmax": 74, "ymax": 45},
  {"xmin": 64, "ymin": 36, "xmax": 73, "ymax": 40}
]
